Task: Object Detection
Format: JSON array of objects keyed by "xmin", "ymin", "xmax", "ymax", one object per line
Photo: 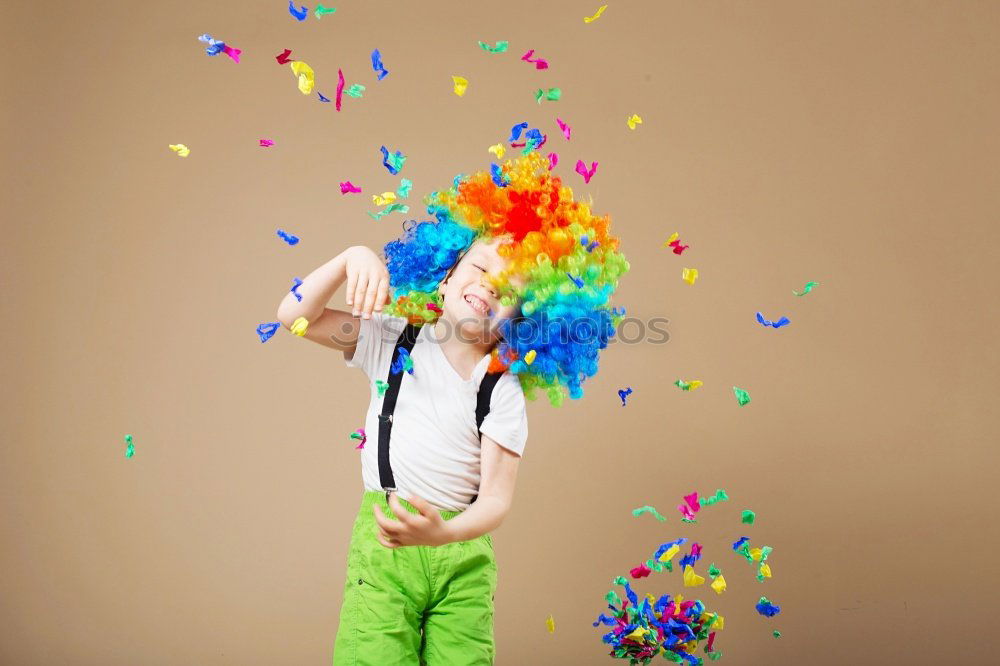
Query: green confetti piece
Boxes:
[
  {"xmin": 478, "ymin": 40, "xmax": 509, "ymax": 53},
  {"xmin": 375, "ymin": 380, "xmax": 389, "ymax": 398},
  {"xmin": 760, "ymin": 545, "xmax": 773, "ymax": 561},
  {"xmin": 708, "ymin": 564, "xmax": 721, "ymax": 578},
  {"xmin": 124, "ymin": 434, "xmax": 134, "ymax": 458},
  {"xmin": 664, "ymin": 651, "xmax": 683, "ymax": 663},
  {"xmin": 367, "ymin": 204, "xmax": 409, "ymax": 221},
  {"xmin": 706, "ymin": 650, "xmax": 723, "ymax": 661},
  {"xmin": 632, "ymin": 505, "xmax": 667, "ymax": 522},
  {"xmin": 534, "ymin": 87, "xmax": 562, "ymax": 103},
  {"xmin": 345, "ymin": 83, "xmax": 366, "ymax": 98},
  {"xmin": 700, "ymin": 488, "xmax": 729, "ymax": 505},
  {"xmin": 663, "ymin": 560, "xmax": 673, "ymax": 572},
  {"xmin": 737, "ymin": 543, "xmax": 753, "ymax": 562},
  {"xmin": 793, "ymin": 280, "xmax": 819, "ymax": 296},
  {"xmin": 773, "ymin": 630, "xmax": 781, "ymax": 638},
  {"xmin": 314, "ymin": 4, "xmax": 336, "ymax": 17},
  {"xmin": 396, "ymin": 178, "xmax": 412, "ymax": 198},
  {"xmin": 741, "ymin": 509, "xmax": 755, "ymax": 525},
  {"xmin": 605, "ymin": 590, "xmax": 622, "ymax": 606},
  {"xmin": 681, "ymin": 517, "xmax": 698, "ymax": 524},
  {"xmin": 733, "ymin": 386, "xmax": 751, "ymax": 406}
]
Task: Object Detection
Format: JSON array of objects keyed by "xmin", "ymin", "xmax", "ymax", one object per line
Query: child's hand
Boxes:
[
  {"xmin": 343, "ymin": 246, "xmax": 390, "ymax": 319},
  {"xmin": 373, "ymin": 493, "xmax": 452, "ymax": 548}
]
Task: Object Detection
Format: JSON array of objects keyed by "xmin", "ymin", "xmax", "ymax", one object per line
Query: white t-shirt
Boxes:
[{"xmin": 344, "ymin": 313, "xmax": 528, "ymax": 512}]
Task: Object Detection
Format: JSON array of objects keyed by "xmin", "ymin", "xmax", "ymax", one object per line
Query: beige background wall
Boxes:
[{"xmin": 3, "ymin": 1, "xmax": 999, "ymax": 664}]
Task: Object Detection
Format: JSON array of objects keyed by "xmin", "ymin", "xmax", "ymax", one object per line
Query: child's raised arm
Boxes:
[{"xmin": 275, "ymin": 245, "xmax": 390, "ymax": 353}]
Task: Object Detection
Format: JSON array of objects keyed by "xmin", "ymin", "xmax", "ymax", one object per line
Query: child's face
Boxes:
[{"xmin": 438, "ymin": 237, "xmax": 523, "ymax": 343}]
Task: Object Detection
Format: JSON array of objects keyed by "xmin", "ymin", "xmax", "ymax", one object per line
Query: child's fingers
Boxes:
[
  {"xmin": 360, "ymin": 275, "xmax": 380, "ymax": 318},
  {"xmin": 345, "ymin": 270, "xmax": 358, "ymax": 307},
  {"xmin": 374, "ymin": 277, "xmax": 390, "ymax": 311},
  {"xmin": 352, "ymin": 274, "xmax": 370, "ymax": 316}
]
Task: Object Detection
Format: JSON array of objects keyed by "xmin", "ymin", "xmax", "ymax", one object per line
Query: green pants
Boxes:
[{"xmin": 333, "ymin": 491, "xmax": 498, "ymax": 665}]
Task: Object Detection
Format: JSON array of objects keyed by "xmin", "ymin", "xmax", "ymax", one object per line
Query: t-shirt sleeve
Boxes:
[
  {"xmin": 479, "ymin": 372, "xmax": 528, "ymax": 456},
  {"xmin": 343, "ymin": 313, "xmax": 407, "ymax": 380}
]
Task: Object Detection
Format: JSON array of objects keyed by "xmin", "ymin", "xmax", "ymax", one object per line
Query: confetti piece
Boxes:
[
  {"xmin": 275, "ymin": 48, "xmax": 295, "ymax": 64},
  {"xmin": 673, "ymin": 379, "xmax": 703, "ymax": 391},
  {"xmin": 741, "ymin": 510, "xmax": 756, "ymax": 525},
  {"xmin": 662, "ymin": 232, "xmax": 689, "ymax": 254},
  {"xmin": 547, "ymin": 152, "xmax": 558, "ymax": 170},
  {"xmin": 584, "ymin": 4, "xmax": 608, "ymax": 22},
  {"xmin": 256, "ymin": 322, "xmax": 280, "ymax": 342},
  {"xmin": 224, "ymin": 45, "xmax": 242, "ymax": 62},
  {"xmin": 198, "ymin": 34, "xmax": 241, "ymax": 63},
  {"xmin": 626, "ymin": 113, "xmax": 643, "ymax": 130},
  {"xmin": 290, "ymin": 61, "xmax": 315, "ymax": 94},
  {"xmin": 681, "ymin": 267, "xmax": 698, "ymax": 285},
  {"xmin": 124, "ymin": 434, "xmax": 134, "ymax": 458},
  {"xmin": 290, "ymin": 277, "xmax": 304, "ymax": 302},
  {"xmin": 452, "ymin": 75, "xmax": 469, "ymax": 97},
  {"xmin": 349, "ymin": 428, "xmax": 366, "ymax": 449},
  {"xmin": 290, "ymin": 316, "xmax": 309, "ymax": 336},
  {"xmin": 733, "ymin": 386, "xmax": 751, "ymax": 406},
  {"xmin": 390, "ymin": 347, "xmax": 414, "ymax": 375},
  {"xmin": 318, "ymin": 92, "xmax": 331, "ymax": 102},
  {"xmin": 757, "ymin": 563, "xmax": 772, "ymax": 582},
  {"xmin": 426, "ymin": 303, "xmax": 442, "ymax": 314},
  {"xmin": 479, "ymin": 40, "xmax": 509, "ymax": 53},
  {"xmin": 345, "ymin": 83, "xmax": 366, "ymax": 98},
  {"xmin": 521, "ymin": 49, "xmax": 549, "ymax": 70},
  {"xmin": 276, "ymin": 229, "xmax": 299, "ymax": 245},
  {"xmin": 490, "ymin": 163, "xmax": 509, "ymax": 187},
  {"xmin": 630, "ymin": 564, "xmax": 652, "ymax": 579},
  {"xmin": 756, "ymin": 597, "xmax": 781, "ymax": 617},
  {"xmin": 575, "ymin": 160, "xmax": 598, "ymax": 183},
  {"xmin": 546, "ymin": 614, "xmax": 556, "ymax": 634},
  {"xmin": 168, "ymin": 144, "xmax": 190, "ymax": 157},
  {"xmin": 556, "ymin": 117, "xmax": 571, "ymax": 140},
  {"xmin": 632, "ymin": 505, "xmax": 666, "ymax": 522},
  {"xmin": 367, "ymin": 204, "xmax": 409, "ymax": 221},
  {"xmin": 259, "ymin": 139, "xmax": 275, "ymax": 148},
  {"xmin": 773, "ymin": 630, "xmax": 781, "ymax": 638},
  {"xmin": 508, "ymin": 122, "xmax": 529, "ymax": 143},
  {"xmin": 340, "ymin": 181, "xmax": 362, "ymax": 194},
  {"xmin": 793, "ymin": 280, "xmax": 819, "ymax": 296},
  {"xmin": 488, "ymin": 144, "xmax": 505, "ymax": 159},
  {"xmin": 617, "ymin": 387, "xmax": 632, "ymax": 406},
  {"xmin": 315, "ymin": 4, "xmax": 336, "ymax": 18},
  {"xmin": 708, "ymin": 564, "xmax": 721, "ymax": 578},
  {"xmin": 396, "ymin": 178, "xmax": 413, "ymax": 198},
  {"xmin": 380, "ymin": 146, "xmax": 406, "ymax": 175},
  {"xmin": 657, "ymin": 545, "xmax": 680, "ymax": 563},
  {"xmin": 683, "ymin": 565, "xmax": 705, "ymax": 587},
  {"xmin": 523, "ymin": 349, "xmax": 537, "ymax": 365},
  {"xmin": 756, "ymin": 312, "xmax": 791, "ymax": 328},
  {"xmin": 534, "ymin": 87, "xmax": 562, "ymax": 103},
  {"xmin": 288, "ymin": 1, "xmax": 308, "ymax": 21},
  {"xmin": 700, "ymin": 489, "xmax": 729, "ymax": 506},
  {"xmin": 710, "ymin": 575, "xmax": 727, "ymax": 595},
  {"xmin": 375, "ymin": 380, "xmax": 389, "ymax": 398},
  {"xmin": 580, "ymin": 235, "xmax": 599, "ymax": 252},
  {"xmin": 567, "ymin": 272, "xmax": 585, "ymax": 288},
  {"xmin": 373, "ymin": 192, "xmax": 396, "ymax": 205},
  {"xmin": 336, "ymin": 68, "xmax": 345, "ymax": 110},
  {"xmin": 371, "ymin": 48, "xmax": 389, "ymax": 80}
]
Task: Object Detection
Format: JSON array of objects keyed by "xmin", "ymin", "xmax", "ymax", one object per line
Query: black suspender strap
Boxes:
[
  {"xmin": 377, "ymin": 323, "xmax": 420, "ymax": 492},
  {"xmin": 468, "ymin": 370, "xmax": 503, "ymax": 505}
]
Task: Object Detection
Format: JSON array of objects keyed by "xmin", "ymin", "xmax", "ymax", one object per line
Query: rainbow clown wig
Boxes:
[{"xmin": 383, "ymin": 151, "xmax": 629, "ymax": 406}]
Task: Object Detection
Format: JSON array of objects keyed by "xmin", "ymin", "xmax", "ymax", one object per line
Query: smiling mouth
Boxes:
[{"xmin": 464, "ymin": 294, "xmax": 492, "ymax": 317}]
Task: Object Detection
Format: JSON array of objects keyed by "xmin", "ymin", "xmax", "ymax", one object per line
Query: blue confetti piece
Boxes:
[
  {"xmin": 318, "ymin": 92, "xmax": 331, "ymax": 102},
  {"xmin": 617, "ymin": 387, "xmax": 632, "ymax": 406},
  {"xmin": 566, "ymin": 272, "xmax": 584, "ymax": 288},
  {"xmin": 508, "ymin": 122, "xmax": 528, "ymax": 143},
  {"xmin": 288, "ymin": 1, "xmax": 309, "ymax": 21},
  {"xmin": 490, "ymin": 163, "xmax": 509, "ymax": 187},
  {"xmin": 756, "ymin": 312, "xmax": 791, "ymax": 328},
  {"xmin": 732, "ymin": 536, "xmax": 750, "ymax": 551},
  {"xmin": 291, "ymin": 277, "xmax": 304, "ymax": 302},
  {"xmin": 380, "ymin": 145, "xmax": 406, "ymax": 175},
  {"xmin": 755, "ymin": 597, "xmax": 781, "ymax": 617},
  {"xmin": 197, "ymin": 34, "xmax": 226, "ymax": 56},
  {"xmin": 276, "ymin": 229, "xmax": 300, "ymax": 246},
  {"xmin": 390, "ymin": 347, "xmax": 414, "ymax": 375},
  {"xmin": 256, "ymin": 322, "xmax": 281, "ymax": 343},
  {"xmin": 371, "ymin": 48, "xmax": 389, "ymax": 80}
]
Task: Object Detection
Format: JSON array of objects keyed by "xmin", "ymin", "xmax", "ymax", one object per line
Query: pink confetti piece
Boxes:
[
  {"xmin": 520, "ymin": 49, "xmax": 549, "ymax": 70},
  {"xmin": 630, "ymin": 563, "xmax": 653, "ymax": 579},
  {"xmin": 556, "ymin": 118, "xmax": 571, "ymax": 140},
  {"xmin": 511, "ymin": 134, "xmax": 548, "ymax": 150},
  {"xmin": 222, "ymin": 45, "xmax": 241, "ymax": 63},
  {"xmin": 683, "ymin": 492, "xmax": 701, "ymax": 513},
  {"xmin": 275, "ymin": 48, "xmax": 294, "ymax": 65},
  {"xmin": 259, "ymin": 139, "xmax": 275, "ymax": 147},
  {"xmin": 691, "ymin": 542, "xmax": 703, "ymax": 558},
  {"xmin": 677, "ymin": 503, "xmax": 696, "ymax": 521},
  {"xmin": 426, "ymin": 303, "xmax": 442, "ymax": 314},
  {"xmin": 336, "ymin": 68, "xmax": 345, "ymax": 111},
  {"xmin": 340, "ymin": 181, "xmax": 362, "ymax": 194},
  {"xmin": 575, "ymin": 159, "xmax": 598, "ymax": 183},
  {"xmin": 547, "ymin": 152, "xmax": 558, "ymax": 170}
]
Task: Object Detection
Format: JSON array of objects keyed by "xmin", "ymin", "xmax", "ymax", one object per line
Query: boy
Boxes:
[{"xmin": 276, "ymin": 152, "xmax": 627, "ymax": 664}]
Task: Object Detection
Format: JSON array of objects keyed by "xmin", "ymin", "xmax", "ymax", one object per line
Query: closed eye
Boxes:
[{"xmin": 472, "ymin": 264, "xmax": 486, "ymax": 271}]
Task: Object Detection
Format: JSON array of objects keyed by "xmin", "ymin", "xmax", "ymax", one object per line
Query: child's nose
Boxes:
[{"xmin": 480, "ymin": 274, "xmax": 498, "ymax": 298}]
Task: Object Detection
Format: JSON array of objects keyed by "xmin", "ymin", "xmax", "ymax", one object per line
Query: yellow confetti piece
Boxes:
[
  {"xmin": 373, "ymin": 192, "xmax": 397, "ymax": 206},
  {"xmin": 624, "ymin": 626, "xmax": 649, "ymax": 642},
  {"xmin": 682, "ymin": 267, "xmax": 698, "ymax": 285},
  {"xmin": 711, "ymin": 575, "xmax": 727, "ymax": 595},
  {"xmin": 546, "ymin": 614, "xmax": 555, "ymax": 633},
  {"xmin": 290, "ymin": 61, "xmax": 315, "ymax": 95},
  {"xmin": 658, "ymin": 544, "xmax": 680, "ymax": 563},
  {"xmin": 683, "ymin": 565, "xmax": 705, "ymax": 587},
  {"xmin": 523, "ymin": 349, "xmax": 537, "ymax": 365},
  {"xmin": 488, "ymin": 143, "xmax": 506, "ymax": 159},
  {"xmin": 584, "ymin": 4, "xmax": 608, "ymax": 22},
  {"xmin": 290, "ymin": 316, "xmax": 309, "ymax": 336},
  {"xmin": 168, "ymin": 144, "xmax": 190, "ymax": 157},
  {"xmin": 759, "ymin": 563, "xmax": 772, "ymax": 579},
  {"xmin": 679, "ymin": 379, "xmax": 703, "ymax": 391},
  {"xmin": 750, "ymin": 547, "xmax": 763, "ymax": 562},
  {"xmin": 662, "ymin": 232, "xmax": 679, "ymax": 247},
  {"xmin": 452, "ymin": 75, "xmax": 469, "ymax": 97},
  {"xmin": 627, "ymin": 114, "xmax": 643, "ymax": 130}
]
